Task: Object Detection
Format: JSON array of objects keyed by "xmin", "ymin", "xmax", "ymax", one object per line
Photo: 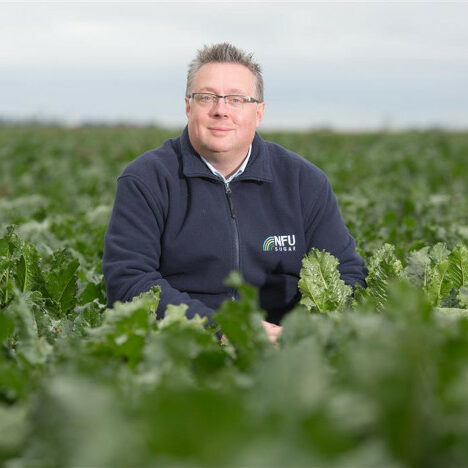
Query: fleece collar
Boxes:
[{"xmin": 180, "ymin": 126, "xmax": 273, "ymax": 183}]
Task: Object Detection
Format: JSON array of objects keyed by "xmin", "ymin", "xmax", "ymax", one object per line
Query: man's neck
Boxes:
[
  {"xmin": 199, "ymin": 148, "xmax": 250, "ymax": 179},
  {"xmin": 200, "ymin": 144, "xmax": 252, "ymax": 180},
  {"xmin": 210, "ymin": 157, "xmax": 245, "ymax": 179}
]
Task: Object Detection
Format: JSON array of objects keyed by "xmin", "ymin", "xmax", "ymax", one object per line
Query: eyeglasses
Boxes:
[{"xmin": 189, "ymin": 92, "xmax": 261, "ymax": 109}]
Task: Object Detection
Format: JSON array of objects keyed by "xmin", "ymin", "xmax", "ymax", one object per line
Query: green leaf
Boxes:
[
  {"xmin": 0, "ymin": 237, "xmax": 10, "ymax": 258},
  {"xmin": 447, "ymin": 244, "xmax": 468, "ymax": 291},
  {"xmin": 458, "ymin": 286, "xmax": 468, "ymax": 308},
  {"xmin": 78, "ymin": 274, "xmax": 105, "ymax": 306},
  {"xmin": 85, "ymin": 287, "xmax": 160, "ymax": 369},
  {"xmin": 429, "ymin": 242, "xmax": 451, "ymax": 264},
  {"xmin": 0, "ymin": 403, "xmax": 28, "ymax": 458},
  {"xmin": 16, "ymin": 335, "xmax": 53, "ymax": 368},
  {"xmin": 214, "ymin": 272, "xmax": 273, "ymax": 372},
  {"xmin": 0, "ymin": 226, "xmax": 23, "ymax": 307},
  {"xmin": 424, "ymin": 243, "xmax": 466, "ymax": 307},
  {"xmin": 0, "ymin": 309, "xmax": 15, "ymax": 342},
  {"xmin": 24, "ymin": 375, "xmax": 145, "ymax": 467},
  {"xmin": 298, "ymin": 249, "xmax": 352, "ymax": 313},
  {"xmin": 2, "ymin": 226, "xmax": 22, "ymax": 256},
  {"xmin": 3, "ymin": 293, "xmax": 53, "ymax": 369},
  {"xmin": 435, "ymin": 307, "xmax": 468, "ymax": 321},
  {"xmin": 278, "ymin": 306, "xmax": 317, "ymax": 346},
  {"xmin": 354, "ymin": 244, "xmax": 403, "ymax": 311},
  {"xmin": 14, "ymin": 242, "xmax": 45, "ymax": 294},
  {"xmin": 248, "ymin": 337, "xmax": 330, "ymax": 421},
  {"xmin": 138, "ymin": 385, "xmax": 247, "ymax": 466},
  {"xmin": 0, "ymin": 356, "xmax": 29, "ymax": 403},
  {"xmin": 158, "ymin": 304, "xmax": 207, "ymax": 331},
  {"xmin": 5, "ymin": 293, "xmax": 39, "ymax": 341},
  {"xmin": 404, "ymin": 246, "xmax": 431, "ymax": 288},
  {"xmin": 425, "ymin": 259, "xmax": 451, "ymax": 307},
  {"xmin": 342, "ymin": 281, "xmax": 437, "ymax": 465},
  {"xmin": 45, "ymin": 248, "xmax": 79, "ymax": 316},
  {"xmin": 142, "ymin": 304, "xmax": 226, "ymax": 387}
]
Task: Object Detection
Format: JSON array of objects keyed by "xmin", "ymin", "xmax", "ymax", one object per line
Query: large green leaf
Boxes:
[
  {"xmin": 447, "ymin": 244, "xmax": 468, "ymax": 291},
  {"xmin": 424, "ymin": 243, "xmax": 467, "ymax": 307},
  {"xmin": 0, "ymin": 226, "xmax": 22, "ymax": 307},
  {"xmin": 0, "ymin": 402, "xmax": 27, "ymax": 459},
  {"xmin": 5, "ymin": 294, "xmax": 39, "ymax": 342},
  {"xmin": 158, "ymin": 303, "xmax": 206, "ymax": 331},
  {"xmin": 342, "ymin": 281, "xmax": 440, "ymax": 466},
  {"xmin": 214, "ymin": 272, "xmax": 273, "ymax": 372},
  {"xmin": 1, "ymin": 226, "xmax": 22, "ymax": 257},
  {"xmin": 298, "ymin": 249, "xmax": 352, "ymax": 313},
  {"xmin": 0, "ymin": 309, "xmax": 15, "ymax": 343},
  {"xmin": 3, "ymin": 294, "xmax": 53, "ymax": 369},
  {"xmin": 85, "ymin": 287, "xmax": 159, "ymax": 369},
  {"xmin": 23, "ymin": 375, "xmax": 145, "ymax": 467},
  {"xmin": 14, "ymin": 243, "xmax": 45, "ymax": 294},
  {"xmin": 44, "ymin": 248, "xmax": 79, "ymax": 317},
  {"xmin": 141, "ymin": 304, "xmax": 227, "ymax": 388},
  {"xmin": 404, "ymin": 246, "xmax": 431, "ymax": 288},
  {"xmin": 277, "ymin": 306, "xmax": 317, "ymax": 346},
  {"xmin": 354, "ymin": 244, "xmax": 403, "ymax": 311}
]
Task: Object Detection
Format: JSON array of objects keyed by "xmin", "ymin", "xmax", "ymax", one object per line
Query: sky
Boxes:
[{"xmin": 1, "ymin": 1, "xmax": 468, "ymax": 130}]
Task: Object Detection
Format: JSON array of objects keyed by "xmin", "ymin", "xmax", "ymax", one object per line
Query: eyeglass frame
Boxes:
[{"xmin": 188, "ymin": 92, "xmax": 262, "ymax": 107}]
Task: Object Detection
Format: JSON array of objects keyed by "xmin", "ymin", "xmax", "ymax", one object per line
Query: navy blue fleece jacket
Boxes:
[{"xmin": 103, "ymin": 127, "xmax": 367, "ymax": 324}]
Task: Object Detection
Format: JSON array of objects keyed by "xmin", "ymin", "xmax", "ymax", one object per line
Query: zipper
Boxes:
[{"xmin": 224, "ymin": 182, "xmax": 240, "ymax": 300}]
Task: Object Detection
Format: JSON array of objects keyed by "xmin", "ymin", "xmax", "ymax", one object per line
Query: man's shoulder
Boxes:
[
  {"xmin": 260, "ymin": 137, "xmax": 327, "ymax": 183},
  {"xmin": 120, "ymin": 135, "xmax": 182, "ymax": 181}
]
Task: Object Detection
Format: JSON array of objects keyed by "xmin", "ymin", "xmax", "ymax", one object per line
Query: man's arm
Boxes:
[
  {"xmin": 304, "ymin": 174, "xmax": 367, "ymax": 288},
  {"xmin": 102, "ymin": 174, "xmax": 215, "ymax": 322}
]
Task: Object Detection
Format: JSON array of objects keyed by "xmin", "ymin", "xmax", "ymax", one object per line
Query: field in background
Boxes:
[
  {"xmin": 2, "ymin": 125, "xmax": 467, "ymax": 259},
  {"xmin": 1, "ymin": 125, "xmax": 468, "ymax": 466}
]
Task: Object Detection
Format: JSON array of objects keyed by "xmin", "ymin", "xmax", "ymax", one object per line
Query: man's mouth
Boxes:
[{"xmin": 209, "ymin": 127, "xmax": 233, "ymax": 134}]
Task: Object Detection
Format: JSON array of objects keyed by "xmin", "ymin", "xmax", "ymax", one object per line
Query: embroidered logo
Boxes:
[{"xmin": 262, "ymin": 235, "xmax": 296, "ymax": 252}]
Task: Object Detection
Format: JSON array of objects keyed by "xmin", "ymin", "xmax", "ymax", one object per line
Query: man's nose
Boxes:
[{"xmin": 210, "ymin": 96, "xmax": 229, "ymax": 115}]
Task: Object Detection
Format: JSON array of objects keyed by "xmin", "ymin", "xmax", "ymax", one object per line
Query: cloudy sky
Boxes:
[{"xmin": 1, "ymin": 2, "xmax": 467, "ymax": 130}]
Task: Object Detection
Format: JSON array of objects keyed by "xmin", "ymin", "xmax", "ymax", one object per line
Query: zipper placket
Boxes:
[{"xmin": 224, "ymin": 182, "xmax": 240, "ymax": 300}]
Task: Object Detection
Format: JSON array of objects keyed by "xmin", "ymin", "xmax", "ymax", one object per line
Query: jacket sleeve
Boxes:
[
  {"xmin": 102, "ymin": 173, "xmax": 216, "ymax": 323},
  {"xmin": 304, "ymin": 174, "xmax": 367, "ymax": 288}
]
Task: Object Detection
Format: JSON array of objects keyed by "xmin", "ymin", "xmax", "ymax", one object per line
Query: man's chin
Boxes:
[{"xmin": 201, "ymin": 143, "xmax": 232, "ymax": 155}]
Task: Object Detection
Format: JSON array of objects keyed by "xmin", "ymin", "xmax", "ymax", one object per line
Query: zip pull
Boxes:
[{"xmin": 225, "ymin": 183, "xmax": 236, "ymax": 219}]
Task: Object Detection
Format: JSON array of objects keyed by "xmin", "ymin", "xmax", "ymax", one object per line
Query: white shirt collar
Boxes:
[{"xmin": 200, "ymin": 144, "xmax": 252, "ymax": 184}]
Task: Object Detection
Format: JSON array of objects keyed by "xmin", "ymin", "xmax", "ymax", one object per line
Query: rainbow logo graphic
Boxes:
[
  {"xmin": 262, "ymin": 236, "xmax": 277, "ymax": 251},
  {"xmin": 262, "ymin": 234, "xmax": 297, "ymax": 252}
]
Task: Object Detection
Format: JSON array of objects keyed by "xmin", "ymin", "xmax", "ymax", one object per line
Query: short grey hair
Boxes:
[{"xmin": 186, "ymin": 42, "xmax": 264, "ymax": 102}]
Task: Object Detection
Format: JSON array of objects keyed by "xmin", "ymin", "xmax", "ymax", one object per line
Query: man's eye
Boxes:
[
  {"xmin": 230, "ymin": 96, "xmax": 243, "ymax": 104},
  {"xmin": 200, "ymin": 95, "xmax": 213, "ymax": 103}
]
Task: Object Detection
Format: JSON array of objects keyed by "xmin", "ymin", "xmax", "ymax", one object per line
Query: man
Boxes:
[{"xmin": 103, "ymin": 43, "xmax": 367, "ymax": 343}]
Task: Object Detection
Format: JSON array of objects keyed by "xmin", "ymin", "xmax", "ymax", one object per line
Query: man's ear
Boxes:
[
  {"xmin": 256, "ymin": 102, "xmax": 265, "ymax": 128},
  {"xmin": 185, "ymin": 97, "xmax": 191, "ymax": 118}
]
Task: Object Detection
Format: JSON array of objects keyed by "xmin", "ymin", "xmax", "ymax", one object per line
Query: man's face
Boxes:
[{"xmin": 185, "ymin": 62, "xmax": 265, "ymax": 160}]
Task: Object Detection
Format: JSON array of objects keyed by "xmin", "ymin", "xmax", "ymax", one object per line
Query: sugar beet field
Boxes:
[{"xmin": 1, "ymin": 125, "xmax": 468, "ymax": 467}]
